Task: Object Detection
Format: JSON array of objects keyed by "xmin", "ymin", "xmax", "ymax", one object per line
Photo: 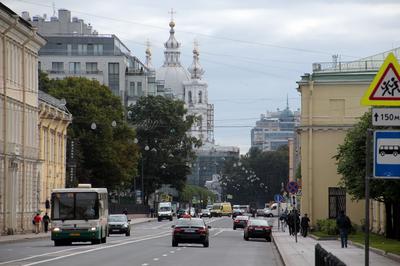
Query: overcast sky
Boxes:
[{"xmin": 6, "ymin": 0, "xmax": 400, "ymax": 153}]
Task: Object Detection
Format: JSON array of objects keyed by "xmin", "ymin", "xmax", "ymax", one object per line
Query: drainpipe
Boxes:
[
  {"xmin": 20, "ymin": 30, "xmax": 36, "ymax": 231},
  {"xmin": 308, "ymin": 78, "xmax": 314, "ymax": 223},
  {"xmin": 2, "ymin": 14, "xmax": 18, "ymax": 234}
]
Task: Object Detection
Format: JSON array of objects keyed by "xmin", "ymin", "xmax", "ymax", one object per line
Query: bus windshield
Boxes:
[{"xmin": 52, "ymin": 192, "xmax": 99, "ymax": 220}]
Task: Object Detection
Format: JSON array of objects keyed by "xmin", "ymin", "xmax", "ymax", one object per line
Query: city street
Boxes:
[{"xmin": 0, "ymin": 217, "xmax": 283, "ymax": 266}]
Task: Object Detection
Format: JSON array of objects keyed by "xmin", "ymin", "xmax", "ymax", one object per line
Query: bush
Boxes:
[{"xmin": 316, "ymin": 219, "xmax": 338, "ymax": 235}]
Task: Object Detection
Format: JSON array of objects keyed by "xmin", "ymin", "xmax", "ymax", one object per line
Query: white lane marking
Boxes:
[
  {"xmin": 183, "ymin": 246, "xmax": 187, "ymax": 249},
  {"xmin": 162, "ymin": 254, "xmax": 167, "ymax": 257},
  {"xmin": 169, "ymin": 251, "xmax": 175, "ymax": 254},
  {"xmin": 153, "ymin": 258, "xmax": 159, "ymax": 261},
  {"xmin": 0, "ymin": 231, "xmax": 170, "ymax": 266},
  {"xmin": 20, "ymin": 233, "xmax": 170, "ymax": 266},
  {"xmin": 176, "ymin": 248, "xmax": 181, "ymax": 251},
  {"xmin": 141, "ymin": 264, "xmax": 149, "ymax": 266},
  {"xmin": 212, "ymin": 229, "xmax": 225, "ymax": 237}
]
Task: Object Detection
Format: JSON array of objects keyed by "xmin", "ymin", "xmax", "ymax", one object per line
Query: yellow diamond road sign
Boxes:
[{"xmin": 361, "ymin": 53, "xmax": 400, "ymax": 106}]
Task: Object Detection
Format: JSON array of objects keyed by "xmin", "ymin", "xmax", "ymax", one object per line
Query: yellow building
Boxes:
[
  {"xmin": 297, "ymin": 49, "xmax": 400, "ymax": 230},
  {"xmin": 38, "ymin": 91, "xmax": 71, "ymax": 214},
  {"xmin": 0, "ymin": 3, "xmax": 46, "ymax": 234}
]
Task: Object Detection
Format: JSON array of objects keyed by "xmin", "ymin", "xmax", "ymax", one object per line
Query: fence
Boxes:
[{"xmin": 315, "ymin": 244, "xmax": 346, "ymax": 266}]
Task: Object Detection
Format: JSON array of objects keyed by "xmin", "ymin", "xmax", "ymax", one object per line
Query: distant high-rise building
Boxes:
[{"xmin": 251, "ymin": 101, "xmax": 300, "ymax": 151}]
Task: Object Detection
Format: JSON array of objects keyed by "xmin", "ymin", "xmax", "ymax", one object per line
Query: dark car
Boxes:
[
  {"xmin": 244, "ymin": 219, "xmax": 272, "ymax": 242},
  {"xmin": 232, "ymin": 209, "xmax": 243, "ymax": 219},
  {"xmin": 233, "ymin": 215, "xmax": 249, "ymax": 230},
  {"xmin": 108, "ymin": 214, "xmax": 131, "ymax": 236},
  {"xmin": 176, "ymin": 209, "xmax": 187, "ymax": 219},
  {"xmin": 172, "ymin": 218, "xmax": 211, "ymax": 247}
]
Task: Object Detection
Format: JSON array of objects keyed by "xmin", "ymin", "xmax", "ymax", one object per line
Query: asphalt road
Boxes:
[{"xmin": 0, "ymin": 217, "xmax": 283, "ymax": 266}]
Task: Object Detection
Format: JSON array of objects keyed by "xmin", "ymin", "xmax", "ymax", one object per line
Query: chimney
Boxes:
[{"xmin": 58, "ymin": 9, "xmax": 71, "ymax": 23}]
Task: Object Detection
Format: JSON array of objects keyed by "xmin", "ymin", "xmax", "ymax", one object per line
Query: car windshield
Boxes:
[
  {"xmin": 201, "ymin": 209, "xmax": 209, "ymax": 212},
  {"xmin": 236, "ymin": 216, "xmax": 249, "ymax": 220},
  {"xmin": 175, "ymin": 219, "xmax": 205, "ymax": 228},
  {"xmin": 249, "ymin": 219, "xmax": 272, "ymax": 226},
  {"xmin": 109, "ymin": 215, "xmax": 127, "ymax": 222},
  {"xmin": 159, "ymin": 207, "xmax": 171, "ymax": 211}
]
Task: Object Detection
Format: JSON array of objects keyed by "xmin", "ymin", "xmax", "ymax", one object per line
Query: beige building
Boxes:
[
  {"xmin": 0, "ymin": 3, "xmax": 46, "ymax": 234},
  {"xmin": 38, "ymin": 91, "xmax": 71, "ymax": 215},
  {"xmin": 297, "ymin": 49, "xmax": 400, "ymax": 230}
]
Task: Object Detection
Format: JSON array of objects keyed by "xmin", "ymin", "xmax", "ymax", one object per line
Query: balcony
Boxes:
[{"xmin": 46, "ymin": 70, "xmax": 103, "ymax": 75}]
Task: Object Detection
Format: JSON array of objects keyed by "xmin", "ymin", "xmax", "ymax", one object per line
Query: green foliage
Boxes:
[
  {"xmin": 42, "ymin": 75, "xmax": 139, "ymax": 190},
  {"xmin": 180, "ymin": 185, "xmax": 217, "ymax": 207},
  {"xmin": 127, "ymin": 96, "xmax": 200, "ymax": 200},
  {"xmin": 221, "ymin": 145, "xmax": 288, "ymax": 206},
  {"xmin": 316, "ymin": 219, "xmax": 338, "ymax": 235}
]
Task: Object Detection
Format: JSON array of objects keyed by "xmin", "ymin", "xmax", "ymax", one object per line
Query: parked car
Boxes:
[
  {"xmin": 233, "ymin": 215, "xmax": 249, "ymax": 230},
  {"xmin": 172, "ymin": 218, "xmax": 211, "ymax": 247},
  {"xmin": 200, "ymin": 209, "xmax": 211, "ymax": 218},
  {"xmin": 244, "ymin": 219, "xmax": 273, "ymax": 242},
  {"xmin": 108, "ymin": 214, "xmax": 131, "ymax": 236}
]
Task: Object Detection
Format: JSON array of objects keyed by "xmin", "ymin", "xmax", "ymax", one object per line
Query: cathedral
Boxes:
[
  {"xmin": 151, "ymin": 18, "xmax": 239, "ymax": 188},
  {"xmin": 149, "ymin": 18, "xmax": 214, "ymax": 144}
]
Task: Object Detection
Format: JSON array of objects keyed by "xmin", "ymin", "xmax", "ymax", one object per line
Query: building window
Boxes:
[
  {"xmin": 67, "ymin": 44, "xmax": 72, "ymax": 56},
  {"xmin": 86, "ymin": 62, "xmax": 98, "ymax": 74},
  {"xmin": 69, "ymin": 62, "xmax": 80, "ymax": 74},
  {"xmin": 51, "ymin": 62, "xmax": 64, "ymax": 73},
  {"xmin": 137, "ymin": 82, "xmax": 143, "ymax": 96},
  {"xmin": 188, "ymin": 91, "xmax": 192, "ymax": 103},
  {"xmin": 87, "ymin": 44, "xmax": 94, "ymax": 55},
  {"xmin": 329, "ymin": 187, "xmax": 346, "ymax": 219},
  {"xmin": 129, "ymin": 82, "xmax": 135, "ymax": 96},
  {"xmin": 108, "ymin": 63, "xmax": 119, "ymax": 95},
  {"xmin": 199, "ymin": 91, "xmax": 202, "ymax": 103}
]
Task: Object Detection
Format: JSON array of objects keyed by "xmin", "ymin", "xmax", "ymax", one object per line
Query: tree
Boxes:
[
  {"xmin": 42, "ymin": 74, "xmax": 139, "ymax": 190},
  {"xmin": 335, "ymin": 110, "xmax": 400, "ymax": 239},
  {"xmin": 221, "ymin": 146, "xmax": 288, "ymax": 207},
  {"xmin": 180, "ymin": 185, "xmax": 217, "ymax": 208},
  {"xmin": 127, "ymin": 96, "xmax": 200, "ymax": 203}
]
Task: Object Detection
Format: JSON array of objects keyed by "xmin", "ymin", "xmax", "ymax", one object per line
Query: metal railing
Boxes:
[
  {"xmin": 315, "ymin": 244, "xmax": 346, "ymax": 266},
  {"xmin": 46, "ymin": 70, "xmax": 103, "ymax": 75},
  {"xmin": 312, "ymin": 60, "xmax": 383, "ymax": 73}
]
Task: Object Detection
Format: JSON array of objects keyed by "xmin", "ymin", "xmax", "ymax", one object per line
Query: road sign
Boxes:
[
  {"xmin": 274, "ymin": 194, "xmax": 284, "ymax": 203},
  {"xmin": 372, "ymin": 108, "xmax": 400, "ymax": 126},
  {"xmin": 287, "ymin": 181, "xmax": 299, "ymax": 194},
  {"xmin": 374, "ymin": 130, "xmax": 400, "ymax": 179},
  {"xmin": 361, "ymin": 53, "xmax": 400, "ymax": 106}
]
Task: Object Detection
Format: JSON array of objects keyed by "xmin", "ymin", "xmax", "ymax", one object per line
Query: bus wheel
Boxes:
[
  {"xmin": 101, "ymin": 236, "xmax": 107, "ymax": 243},
  {"xmin": 92, "ymin": 239, "xmax": 101, "ymax": 245},
  {"xmin": 54, "ymin": 240, "xmax": 62, "ymax": 246}
]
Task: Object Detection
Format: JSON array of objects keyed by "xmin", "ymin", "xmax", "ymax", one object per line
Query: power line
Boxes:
[{"xmin": 14, "ymin": 0, "xmax": 359, "ymax": 57}]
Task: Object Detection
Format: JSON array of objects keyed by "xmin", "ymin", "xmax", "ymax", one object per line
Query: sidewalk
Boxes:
[
  {"xmin": 273, "ymin": 228, "xmax": 400, "ymax": 266},
  {"xmin": 0, "ymin": 216, "xmax": 156, "ymax": 244}
]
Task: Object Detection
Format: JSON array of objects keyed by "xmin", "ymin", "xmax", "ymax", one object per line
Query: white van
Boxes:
[{"xmin": 158, "ymin": 202, "xmax": 173, "ymax": 221}]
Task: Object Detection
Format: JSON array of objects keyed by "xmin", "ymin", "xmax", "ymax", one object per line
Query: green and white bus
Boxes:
[{"xmin": 51, "ymin": 184, "xmax": 108, "ymax": 246}]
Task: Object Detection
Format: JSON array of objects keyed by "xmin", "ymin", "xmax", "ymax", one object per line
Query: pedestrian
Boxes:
[
  {"xmin": 279, "ymin": 211, "xmax": 288, "ymax": 232},
  {"xmin": 300, "ymin": 213, "xmax": 310, "ymax": 237},
  {"xmin": 42, "ymin": 213, "xmax": 50, "ymax": 233},
  {"xmin": 287, "ymin": 211, "xmax": 294, "ymax": 235},
  {"xmin": 122, "ymin": 208, "xmax": 128, "ymax": 215},
  {"xmin": 150, "ymin": 207, "xmax": 155, "ymax": 218},
  {"xmin": 336, "ymin": 210, "xmax": 351, "ymax": 248},
  {"xmin": 33, "ymin": 213, "xmax": 42, "ymax": 234}
]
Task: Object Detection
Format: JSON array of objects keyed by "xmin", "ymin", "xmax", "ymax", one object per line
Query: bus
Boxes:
[{"xmin": 51, "ymin": 184, "xmax": 108, "ymax": 246}]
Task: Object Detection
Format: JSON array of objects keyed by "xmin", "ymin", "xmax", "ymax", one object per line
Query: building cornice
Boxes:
[{"xmin": 296, "ymin": 124, "xmax": 354, "ymax": 132}]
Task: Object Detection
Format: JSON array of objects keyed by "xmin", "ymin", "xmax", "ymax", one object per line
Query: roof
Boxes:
[
  {"xmin": 0, "ymin": 2, "xmax": 33, "ymax": 30},
  {"xmin": 39, "ymin": 90, "xmax": 70, "ymax": 113}
]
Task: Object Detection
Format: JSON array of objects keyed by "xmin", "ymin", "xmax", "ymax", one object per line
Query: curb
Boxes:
[
  {"xmin": 349, "ymin": 240, "xmax": 400, "ymax": 264},
  {"xmin": 309, "ymin": 233, "xmax": 338, "ymax": 241},
  {"xmin": 272, "ymin": 234, "xmax": 286, "ymax": 266}
]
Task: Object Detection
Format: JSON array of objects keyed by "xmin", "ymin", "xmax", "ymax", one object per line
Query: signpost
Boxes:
[
  {"xmin": 360, "ymin": 53, "xmax": 400, "ymax": 266},
  {"xmin": 286, "ymin": 181, "xmax": 299, "ymax": 194},
  {"xmin": 372, "ymin": 108, "xmax": 400, "ymax": 126}
]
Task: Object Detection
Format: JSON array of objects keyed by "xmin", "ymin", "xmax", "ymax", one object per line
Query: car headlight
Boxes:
[
  {"xmin": 52, "ymin": 227, "xmax": 61, "ymax": 232},
  {"xmin": 123, "ymin": 224, "xmax": 128, "ymax": 228},
  {"xmin": 89, "ymin": 227, "xmax": 97, "ymax": 231}
]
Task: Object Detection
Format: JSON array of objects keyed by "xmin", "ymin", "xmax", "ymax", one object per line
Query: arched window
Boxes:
[
  {"xmin": 188, "ymin": 91, "xmax": 192, "ymax": 103},
  {"xmin": 198, "ymin": 91, "xmax": 202, "ymax": 103}
]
